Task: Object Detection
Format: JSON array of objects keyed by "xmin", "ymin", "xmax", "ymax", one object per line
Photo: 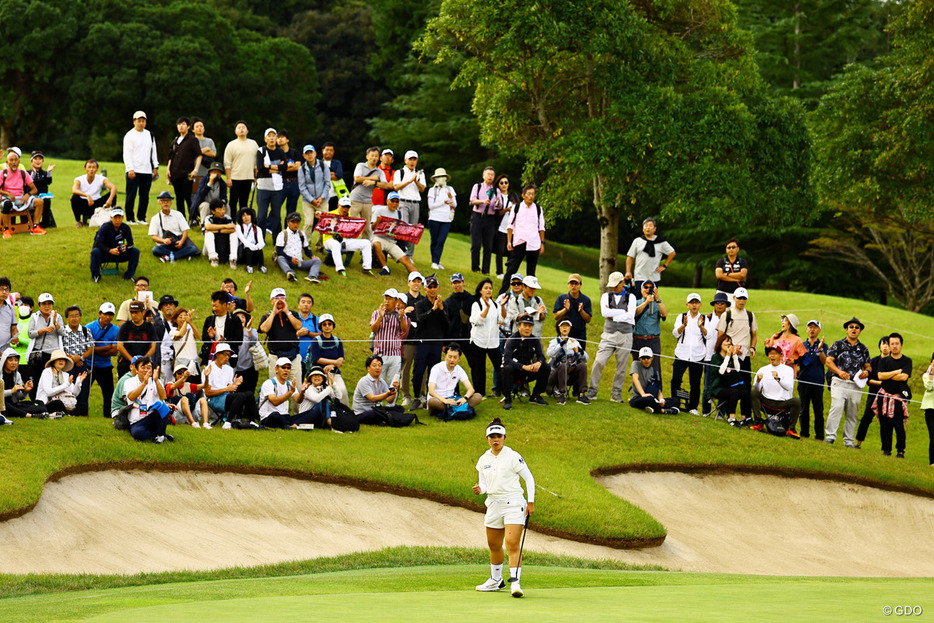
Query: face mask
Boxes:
[{"xmin": 18, "ymin": 307, "xmax": 31, "ymax": 319}]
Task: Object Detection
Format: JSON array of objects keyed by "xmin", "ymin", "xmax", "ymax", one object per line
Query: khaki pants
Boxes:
[
  {"xmin": 350, "ymin": 201, "xmax": 373, "ymax": 239},
  {"xmin": 302, "ymin": 199, "xmax": 329, "ymax": 246}
]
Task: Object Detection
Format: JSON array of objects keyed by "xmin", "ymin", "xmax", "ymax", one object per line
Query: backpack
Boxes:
[
  {"xmin": 765, "ymin": 413, "xmax": 789, "ymax": 437},
  {"xmin": 511, "ymin": 201, "xmax": 543, "ymax": 227},
  {"xmin": 437, "ymin": 398, "xmax": 476, "ymax": 422},
  {"xmin": 113, "ymin": 404, "xmax": 132, "ymax": 431},
  {"xmin": 328, "ymin": 399, "xmax": 359, "ymax": 432},
  {"xmin": 372, "ymin": 404, "xmax": 420, "ymax": 427},
  {"xmin": 722, "ymin": 309, "xmax": 755, "ymax": 332}
]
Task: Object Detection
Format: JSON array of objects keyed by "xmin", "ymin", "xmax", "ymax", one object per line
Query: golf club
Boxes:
[
  {"xmin": 507, "ymin": 514, "xmax": 530, "ymax": 583},
  {"xmin": 537, "ymin": 484, "xmax": 562, "ymax": 498}
]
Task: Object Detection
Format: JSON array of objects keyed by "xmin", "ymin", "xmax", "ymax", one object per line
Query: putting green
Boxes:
[{"xmin": 42, "ymin": 570, "xmax": 928, "ymax": 623}]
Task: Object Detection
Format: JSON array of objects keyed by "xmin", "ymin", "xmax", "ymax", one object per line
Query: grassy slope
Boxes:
[{"xmin": 2, "ymin": 158, "xmax": 934, "ymax": 549}]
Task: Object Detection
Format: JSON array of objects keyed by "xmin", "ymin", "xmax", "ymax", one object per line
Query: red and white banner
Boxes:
[
  {"xmin": 314, "ymin": 213, "xmax": 367, "ymax": 239},
  {"xmin": 372, "ymin": 216, "xmax": 424, "ymax": 244}
]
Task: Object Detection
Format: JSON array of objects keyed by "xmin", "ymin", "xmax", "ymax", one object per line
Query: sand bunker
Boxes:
[{"xmin": 0, "ymin": 470, "xmax": 931, "ymax": 576}]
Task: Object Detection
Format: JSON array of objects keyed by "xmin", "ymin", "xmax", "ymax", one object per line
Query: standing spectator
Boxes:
[
  {"xmin": 275, "ymin": 212, "xmax": 324, "ymax": 283},
  {"xmin": 371, "ymin": 192, "xmax": 419, "ymax": 275},
  {"xmin": 920, "ymin": 355, "xmax": 934, "ymax": 466},
  {"xmin": 824, "ymin": 317, "xmax": 871, "ymax": 447},
  {"xmin": 399, "ymin": 272, "xmax": 423, "ymax": 407},
  {"xmin": 855, "ymin": 336, "xmax": 889, "ymax": 450},
  {"xmin": 624, "ymin": 217, "xmax": 675, "ymax": 293},
  {"xmin": 632, "ymin": 281, "xmax": 667, "ymax": 377},
  {"xmin": 498, "ymin": 185, "xmax": 545, "ymax": 295},
  {"xmin": 552, "ymin": 273, "xmax": 592, "ymax": 343},
  {"xmin": 0, "ymin": 277, "xmax": 18, "ymax": 352},
  {"xmin": 468, "ymin": 278, "xmax": 503, "ymax": 398},
  {"xmin": 765, "ymin": 313, "xmax": 807, "ymax": 374},
  {"xmin": 203, "ymin": 199, "xmax": 238, "ymax": 269},
  {"xmin": 751, "ymin": 346, "xmax": 801, "ymax": 436},
  {"xmin": 670, "ymin": 293, "xmax": 708, "ymax": 414},
  {"xmin": 506, "ymin": 276, "xmax": 547, "ymax": 338},
  {"xmin": 1, "ymin": 146, "xmax": 47, "ymax": 237},
  {"xmin": 426, "ymin": 344, "xmax": 482, "ymax": 417},
  {"xmin": 547, "ymin": 319, "xmax": 590, "ymax": 405},
  {"xmin": 153, "ymin": 295, "xmax": 178, "ymax": 380},
  {"xmin": 587, "ymin": 272, "xmax": 636, "ymax": 403},
  {"xmin": 223, "ymin": 120, "xmax": 259, "ymax": 211},
  {"xmin": 444, "ymin": 273, "xmax": 474, "ymax": 352},
  {"xmin": 193, "ymin": 162, "xmax": 228, "ymax": 224},
  {"xmin": 191, "ymin": 117, "xmax": 216, "ymax": 198},
  {"xmin": 797, "ymin": 319, "xmax": 828, "ymax": 439},
  {"xmin": 715, "ymin": 238, "xmax": 748, "ymax": 300},
  {"xmin": 232, "ymin": 309, "xmax": 260, "ymax": 396},
  {"xmin": 148, "ymin": 192, "xmax": 200, "ymax": 262},
  {"xmin": 166, "ymin": 116, "xmax": 203, "ymax": 224},
  {"xmin": 715, "ymin": 287, "xmax": 758, "ymax": 421},
  {"xmin": 204, "ymin": 344, "xmax": 258, "ymax": 427},
  {"xmin": 630, "ymin": 347, "xmax": 679, "ymax": 414},
  {"xmin": 701, "ymin": 293, "xmax": 730, "ymax": 416},
  {"xmin": 469, "ymin": 167, "xmax": 497, "ymax": 274},
  {"xmin": 26, "ymin": 293, "xmax": 64, "ymax": 373},
  {"xmin": 370, "ymin": 148, "xmax": 394, "ymax": 218},
  {"xmin": 411, "ymin": 275, "xmax": 449, "ymax": 409},
  {"xmin": 322, "ymin": 197, "xmax": 375, "ymax": 276},
  {"xmin": 427, "ymin": 168, "xmax": 457, "ymax": 270},
  {"xmin": 256, "ymin": 128, "xmax": 287, "ymax": 242},
  {"xmin": 492, "ymin": 175, "xmax": 518, "ymax": 279},
  {"xmin": 277, "ymin": 130, "xmax": 302, "ymax": 219},
  {"xmin": 872, "ymin": 332, "xmax": 911, "ymax": 458},
  {"xmin": 71, "ymin": 159, "xmax": 116, "ymax": 228},
  {"xmin": 295, "ymin": 293, "xmax": 321, "ymax": 378},
  {"xmin": 308, "ymin": 314, "xmax": 348, "ymax": 406},
  {"xmin": 709, "ymin": 334, "xmax": 746, "ymax": 423},
  {"xmin": 353, "ymin": 354, "xmax": 399, "ymax": 424},
  {"xmin": 235, "ymin": 207, "xmax": 266, "ymax": 274},
  {"xmin": 122, "ymin": 111, "xmax": 159, "ymax": 225},
  {"xmin": 27, "ymin": 151, "xmax": 56, "ymax": 228},
  {"xmin": 61, "ymin": 305, "xmax": 94, "ymax": 416},
  {"xmin": 199, "ymin": 290, "xmax": 244, "ymax": 369},
  {"xmin": 91, "ymin": 208, "xmax": 139, "ymax": 283},
  {"xmin": 350, "ymin": 147, "xmax": 392, "ymax": 240},
  {"xmin": 370, "ymin": 288, "xmax": 409, "ymax": 385},
  {"xmin": 259, "ymin": 288, "xmax": 303, "ymax": 391},
  {"xmin": 86, "ymin": 303, "xmax": 119, "ymax": 417},
  {"xmin": 392, "ymin": 150, "xmax": 426, "ymax": 258},
  {"xmin": 116, "ymin": 301, "xmax": 156, "ymax": 377},
  {"xmin": 500, "ymin": 314, "xmax": 550, "ymax": 410},
  {"xmin": 321, "ymin": 142, "xmax": 344, "ymax": 212},
  {"xmin": 298, "ymin": 144, "xmax": 329, "ymax": 245}
]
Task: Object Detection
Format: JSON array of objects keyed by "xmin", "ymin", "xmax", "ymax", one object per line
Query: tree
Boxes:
[
  {"xmin": 422, "ymin": 0, "xmax": 814, "ymax": 286},
  {"xmin": 810, "ymin": 0, "xmax": 934, "ymax": 313}
]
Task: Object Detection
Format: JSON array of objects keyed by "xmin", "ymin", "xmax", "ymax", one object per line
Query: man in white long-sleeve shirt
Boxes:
[
  {"xmin": 587, "ymin": 271, "xmax": 637, "ymax": 402},
  {"xmin": 122, "ymin": 111, "xmax": 159, "ymax": 225},
  {"xmin": 752, "ymin": 345, "xmax": 800, "ymax": 434}
]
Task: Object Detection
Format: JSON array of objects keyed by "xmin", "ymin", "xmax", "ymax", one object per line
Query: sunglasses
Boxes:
[
  {"xmin": 847, "ymin": 325, "xmax": 861, "ymax": 330},
  {"xmin": 511, "ymin": 281, "xmax": 523, "ymax": 285},
  {"xmin": 726, "ymin": 245, "xmax": 738, "ymax": 249},
  {"xmin": 639, "ymin": 356, "xmax": 652, "ymax": 361}
]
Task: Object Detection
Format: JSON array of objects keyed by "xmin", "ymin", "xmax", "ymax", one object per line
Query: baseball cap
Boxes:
[
  {"xmin": 286, "ymin": 212, "xmax": 302, "ymax": 223},
  {"xmin": 214, "ymin": 343, "xmax": 232, "ymax": 354},
  {"xmin": 638, "ymin": 347, "xmax": 654, "ymax": 358},
  {"xmin": 408, "ymin": 271, "xmax": 423, "ymax": 282},
  {"xmin": 381, "ymin": 148, "xmax": 394, "ymax": 156},
  {"xmin": 686, "ymin": 292, "xmax": 702, "ymax": 303},
  {"xmin": 99, "ymin": 302, "xmax": 116, "ymax": 314},
  {"xmin": 606, "ymin": 272, "xmax": 625, "ymax": 288},
  {"xmin": 129, "ymin": 301, "xmax": 145, "ymax": 312},
  {"xmin": 450, "ymin": 273, "xmax": 465, "ymax": 283},
  {"xmin": 7, "ymin": 147, "xmax": 21, "ymax": 158},
  {"xmin": 404, "ymin": 150, "xmax": 418, "ymax": 160},
  {"xmin": 517, "ymin": 314, "xmax": 535, "ymax": 325},
  {"xmin": 275, "ymin": 357, "xmax": 293, "ymax": 367},
  {"xmin": 510, "ymin": 273, "xmax": 524, "ymax": 283},
  {"xmin": 111, "ymin": 207, "xmax": 125, "ymax": 217},
  {"xmin": 270, "ymin": 287, "xmax": 287, "ymax": 299},
  {"xmin": 567, "ymin": 273, "xmax": 582, "ymax": 284},
  {"xmin": 264, "ymin": 127, "xmax": 277, "ymax": 137},
  {"xmin": 303, "ymin": 144, "xmax": 315, "ymax": 153},
  {"xmin": 38, "ymin": 293, "xmax": 54, "ymax": 304},
  {"xmin": 522, "ymin": 276, "xmax": 541, "ymax": 289},
  {"xmin": 807, "ymin": 319, "xmax": 821, "ymax": 328},
  {"xmin": 734, "ymin": 287, "xmax": 749, "ymax": 299},
  {"xmin": 309, "ymin": 366, "xmax": 327, "ymax": 378},
  {"xmin": 319, "ymin": 313, "xmax": 335, "ymax": 325},
  {"xmin": 133, "ymin": 110, "xmax": 147, "ymax": 120},
  {"xmin": 157, "ymin": 191, "xmax": 173, "ymax": 200},
  {"xmin": 338, "ymin": 196, "xmax": 352, "ymax": 207},
  {"xmin": 425, "ymin": 276, "xmax": 439, "ymax": 288},
  {"xmin": 387, "ymin": 191, "xmax": 400, "ymax": 202},
  {"xmin": 30, "ymin": 151, "xmax": 44, "ymax": 159},
  {"xmin": 383, "ymin": 288, "xmax": 399, "ymax": 298}
]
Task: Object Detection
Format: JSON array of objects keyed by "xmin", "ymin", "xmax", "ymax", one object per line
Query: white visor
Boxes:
[{"xmin": 486, "ymin": 425, "xmax": 506, "ymax": 437}]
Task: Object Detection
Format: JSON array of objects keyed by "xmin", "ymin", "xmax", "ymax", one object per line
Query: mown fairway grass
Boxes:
[{"xmin": 1, "ymin": 159, "xmax": 933, "ymax": 606}]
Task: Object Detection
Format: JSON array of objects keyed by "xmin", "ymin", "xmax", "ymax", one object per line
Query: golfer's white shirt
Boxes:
[{"xmin": 476, "ymin": 445, "xmax": 535, "ymax": 503}]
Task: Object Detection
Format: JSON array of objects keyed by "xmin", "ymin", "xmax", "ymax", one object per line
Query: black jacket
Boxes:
[{"xmin": 503, "ymin": 332, "xmax": 547, "ymax": 368}]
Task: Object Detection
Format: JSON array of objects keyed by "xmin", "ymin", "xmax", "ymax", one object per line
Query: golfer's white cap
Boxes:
[
  {"xmin": 99, "ymin": 302, "xmax": 116, "ymax": 314},
  {"xmin": 686, "ymin": 292, "xmax": 702, "ymax": 303},
  {"xmin": 404, "ymin": 150, "xmax": 418, "ymax": 160},
  {"xmin": 215, "ymin": 343, "xmax": 232, "ymax": 354},
  {"xmin": 486, "ymin": 424, "xmax": 506, "ymax": 437},
  {"xmin": 275, "ymin": 357, "xmax": 293, "ymax": 367},
  {"xmin": 638, "ymin": 347, "xmax": 654, "ymax": 358},
  {"xmin": 383, "ymin": 288, "xmax": 399, "ymax": 298}
]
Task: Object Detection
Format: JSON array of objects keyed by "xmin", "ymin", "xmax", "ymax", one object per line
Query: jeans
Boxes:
[
  {"xmin": 152, "ymin": 239, "xmax": 200, "ymax": 260},
  {"xmin": 256, "ymin": 189, "xmax": 285, "ymax": 242},
  {"xmin": 276, "ymin": 255, "xmax": 322, "ymax": 279},
  {"xmin": 466, "ymin": 344, "xmax": 502, "ymax": 396},
  {"xmin": 124, "ymin": 173, "xmax": 153, "ymax": 222},
  {"xmin": 91, "ymin": 247, "xmax": 140, "ymax": 279},
  {"xmin": 428, "ymin": 220, "xmax": 452, "ymax": 265},
  {"xmin": 130, "ymin": 411, "xmax": 168, "ymax": 441}
]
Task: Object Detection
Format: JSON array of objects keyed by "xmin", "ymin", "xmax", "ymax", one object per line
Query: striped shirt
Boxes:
[{"xmin": 370, "ymin": 309, "xmax": 407, "ymax": 357}]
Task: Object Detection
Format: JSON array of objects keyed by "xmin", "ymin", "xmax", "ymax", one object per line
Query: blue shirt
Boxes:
[
  {"xmin": 308, "ymin": 335, "xmax": 344, "ymax": 375},
  {"xmin": 297, "ymin": 312, "xmax": 320, "ymax": 360},
  {"xmin": 799, "ymin": 338, "xmax": 829, "ymax": 385},
  {"xmin": 86, "ymin": 319, "xmax": 120, "ymax": 368},
  {"xmin": 633, "ymin": 299, "xmax": 663, "ymax": 336}
]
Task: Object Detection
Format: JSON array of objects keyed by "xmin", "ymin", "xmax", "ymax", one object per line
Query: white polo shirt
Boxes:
[{"xmin": 475, "ymin": 445, "xmax": 534, "ymax": 502}]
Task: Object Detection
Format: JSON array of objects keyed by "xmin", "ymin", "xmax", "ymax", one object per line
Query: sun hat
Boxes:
[{"xmin": 45, "ymin": 349, "xmax": 74, "ymax": 372}]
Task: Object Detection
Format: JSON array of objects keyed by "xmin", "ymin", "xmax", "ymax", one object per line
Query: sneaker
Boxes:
[
  {"xmin": 786, "ymin": 429, "xmax": 800, "ymax": 439},
  {"xmin": 557, "ymin": 394, "xmax": 567, "ymax": 405},
  {"xmin": 664, "ymin": 407, "xmax": 680, "ymax": 415},
  {"xmin": 202, "ymin": 422, "xmax": 212, "ymax": 429},
  {"xmin": 30, "ymin": 225, "xmax": 47, "ymax": 235},
  {"xmin": 401, "ymin": 396, "xmax": 412, "ymax": 407},
  {"xmin": 610, "ymin": 396, "xmax": 624, "ymax": 403},
  {"xmin": 210, "ymin": 258, "xmax": 219, "ymax": 267},
  {"xmin": 728, "ymin": 419, "xmax": 739, "ymax": 427},
  {"xmin": 0, "ymin": 415, "xmax": 12, "ymax": 425},
  {"xmin": 93, "ymin": 274, "xmax": 101, "ymax": 284},
  {"xmin": 437, "ymin": 263, "xmax": 444, "ymax": 270},
  {"xmin": 287, "ymin": 272, "xmax": 297, "ymax": 282},
  {"xmin": 137, "ymin": 219, "xmax": 147, "ymax": 225},
  {"xmin": 2, "ymin": 229, "xmax": 11, "ymax": 240},
  {"xmin": 689, "ymin": 409, "xmax": 699, "ymax": 416},
  {"xmin": 577, "ymin": 394, "xmax": 591, "ymax": 405},
  {"xmin": 362, "ymin": 269, "xmax": 375, "ymax": 276},
  {"xmin": 159, "ymin": 256, "xmax": 169, "ymax": 263},
  {"xmin": 50, "ymin": 411, "xmax": 65, "ymax": 419},
  {"xmin": 896, "ymin": 451, "xmax": 905, "ymax": 459},
  {"xmin": 164, "ymin": 433, "xmax": 175, "ymax": 442},
  {"xmin": 645, "ymin": 406, "xmax": 655, "ymax": 414},
  {"xmin": 379, "ymin": 266, "xmax": 391, "ymax": 276},
  {"xmin": 476, "ymin": 577, "xmax": 505, "ymax": 592},
  {"xmin": 191, "ymin": 421, "xmax": 201, "ymax": 428},
  {"xmin": 222, "ymin": 422, "xmax": 232, "ymax": 430},
  {"xmin": 305, "ymin": 276, "xmax": 320, "ymax": 284},
  {"xmin": 883, "ymin": 451, "xmax": 892, "ymax": 456},
  {"xmin": 529, "ymin": 395, "xmax": 548, "ymax": 406},
  {"xmin": 824, "ymin": 438, "xmax": 835, "ymax": 444},
  {"xmin": 853, "ymin": 442, "xmax": 862, "ymax": 450},
  {"xmin": 154, "ymin": 435, "xmax": 165, "ymax": 444},
  {"xmin": 738, "ymin": 417, "xmax": 754, "ymax": 427},
  {"xmin": 586, "ymin": 389, "xmax": 598, "ymax": 400},
  {"xmin": 511, "ymin": 581, "xmax": 523, "ymax": 598},
  {"xmin": 260, "ymin": 266, "xmax": 268, "ymax": 274},
  {"xmin": 229, "ymin": 259, "xmax": 237, "ymax": 270},
  {"xmin": 496, "ymin": 274, "xmax": 504, "ymax": 280},
  {"xmin": 431, "ymin": 263, "xmax": 440, "ymax": 270},
  {"xmin": 338, "ymin": 269, "xmax": 347, "ymax": 278},
  {"xmin": 503, "ymin": 398, "xmax": 513, "ymax": 411},
  {"xmin": 247, "ymin": 265, "xmax": 254, "ymax": 274}
]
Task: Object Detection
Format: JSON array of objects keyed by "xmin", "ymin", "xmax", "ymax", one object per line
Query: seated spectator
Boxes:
[
  {"xmin": 61, "ymin": 305, "xmax": 94, "ymax": 416},
  {"xmin": 91, "ymin": 208, "xmax": 140, "ymax": 283},
  {"xmin": 257, "ymin": 357, "xmax": 302, "ymax": 429},
  {"xmin": 203, "ymin": 199, "xmax": 238, "ymax": 269},
  {"xmin": 670, "ymin": 293, "xmax": 708, "ymax": 414},
  {"xmin": 629, "ymin": 347, "xmax": 679, "ymax": 414},
  {"xmin": 323, "ymin": 196, "xmax": 375, "ymax": 276},
  {"xmin": 276, "ymin": 212, "xmax": 324, "ymax": 283},
  {"xmin": 232, "ymin": 309, "xmax": 260, "ymax": 395},
  {"xmin": 204, "ymin": 343, "xmax": 258, "ymax": 427},
  {"xmin": 0, "ymin": 146, "xmax": 47, "ymax": 237},
  {"xmin": 370, "ymin": 288, "xmax": 409, "ymax": 384},
  {"xmin": 295, "ymin": 366, "xmax": 340, "ymax": 429},
  {"xmin": 111, "ymin": 356, "xmax": 137, "ymax": 418},
  {"xmin": 123, "ymin": 356, "xmax": 173, "ymax": 443},
  {"xmin": 501, "ymin": 313, "xmax": 550, "ymax": 410},
  {"xmin": 764, "ymin": 313, "xmax": 807, "ymax": 374},
  {"xmin": 308, "ymin": 313, "xmax": 348, "ymax": 405},
  {"xmin": 166, "ymin": 362, "xmax": 209, "ymax": 428},
  {"xmin": 235, "ymin": 207, "xmax": 266, "ymax": 274},
  {"xmin": 148, "ymin": 191, "xmax": 200, "ymax": 262},
  {"xmin": 116, "ymin": 300, "xmax": 156, "ymax": 377},
  {"xmin": 27, "ymin": 151, "xmax": 55, "ymax": 229},
  {"xmin": 193, "ymin": 162, "xmax": 228, "ymax": 224},
  {"xmin": 353, "ymin": 354, "xmax": 399, "ymax": 424},
  {"xmin": 1, "ymin": 348, "xmax": 48, "ymax": 418},
  {"xmin": 259, "ymin": 287, "xmax": 303, "ymax": 392},
  {"xmin": 371, "ymin": 192, "xmax": 417, "ymax": 276},
  {"xmin": 751, "ymin": 345, "xmax": 801, "ymax": 437},
  {"xmin": 709, "ymin": 334, "xmax": 747, "ymax": 425},
  {"xmin": 506, "ymin": 276, "xmax": 547, "ymax": 338},
  {"xmin": 468, "ymin": 278, "xmax": 503, "ymax": 398},
  {"xmin": 71, "ymin": 159, "xmax": 116, "ymax": 228},
  {"xmin": 37, "ymin": 349, "xmax": 87, "ymax": 416},
  {"xmin": 427, "ymin": 343, "xmax": 482, "ymax": 417},
  {"xmin": 546, "ymin": 319, "xmax": 590, "ymax": 405},
  {"xmin": 116, "ymin": 276, "xmax": 157, "ymax": 323}
]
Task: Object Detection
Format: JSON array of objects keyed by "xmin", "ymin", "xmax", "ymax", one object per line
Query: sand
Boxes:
[{"xmin": 0, "ymin": 469, "xmax": 931, "ymax": 576}]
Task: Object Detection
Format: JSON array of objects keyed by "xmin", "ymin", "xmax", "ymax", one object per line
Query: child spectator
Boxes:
[
  {"xmin": 204, "ymin": 199, "xmax": 238, "ymax": 269},
  {"xmin": 235, "ymin": 208, "xmax": 266, "ymax": 274}
]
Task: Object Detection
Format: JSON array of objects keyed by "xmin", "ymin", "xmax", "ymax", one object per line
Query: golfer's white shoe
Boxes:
[
  {"xmin": 511, "ymin": 581, "xmax": 523, "ymax": 597},
  {"xmin": 476, "ymin": 578, "xmax": 506, "ymax": 592}
]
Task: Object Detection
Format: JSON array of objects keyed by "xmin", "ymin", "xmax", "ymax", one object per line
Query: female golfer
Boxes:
[{"xmin": 473, "ymin": 417, "xmax": 534, "ymax": 597}]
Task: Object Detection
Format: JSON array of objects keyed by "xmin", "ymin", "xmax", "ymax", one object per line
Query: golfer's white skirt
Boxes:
[{"xmin": 484, "ymin": 497, "xmax": 527, "ymax": 529}]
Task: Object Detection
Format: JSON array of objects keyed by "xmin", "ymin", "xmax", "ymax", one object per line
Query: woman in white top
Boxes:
[
  {"xmin": 467, "ymin": 279, "xmax": 503, "ymax": 397},
  {"xmin": 295, "ymin": 365, "xmax": 341, "ymax": 428},
  {"xmin": 473, "ymin": 418, "xmax": 535, "ymax": 598},
  {"xmin": 492, "ymin": 175, "xmax": 518, "ymax": 279},
  {"xmin": 71, "ymin": 159, "xmax": 116, "ymax": 228},
  {"xmin": 123, "ymin": 356, "xmax": 172, "ymax": 443},
  {"xmin": 166, "ymin": 307, "xmax": 201, "ymax": 374},
  {"xmin": 235, "ymin": 207, "xmax": 267, "ymax": 274},
  {"xmin": 426, "ymin": 168, "xmax": 457, "ymax": 270},
  {"xmin": 36, "ymin": 349, "xmax": 86, "ymax": 416}
]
